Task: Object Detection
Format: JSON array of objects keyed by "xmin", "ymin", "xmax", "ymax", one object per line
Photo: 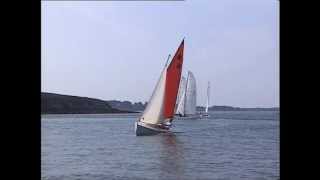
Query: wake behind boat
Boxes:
[{"xmin": 135, "ymin": 39, "xmax": 185, "ymax": 136}]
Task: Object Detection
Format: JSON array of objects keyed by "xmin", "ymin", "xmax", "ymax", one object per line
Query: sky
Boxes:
[{"xmin": 41, "ymin": 0, "xmax": 279, "ymax": 108}]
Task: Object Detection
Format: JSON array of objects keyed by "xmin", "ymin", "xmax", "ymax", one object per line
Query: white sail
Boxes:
[
  {"xmin": 184, "ymin": 71, "xmax": 197, "ymax": 115},
  {"xmin": 205, "ymin": 81, "xmax": 210, "ymax": 113},
  {"xmin": 140, "ymin": 68, "xmax": 167, "ymax": 125},
  {"xmin": 175, "ymin": 76, "xmax": 186, "ymax": 115},
  {"xmin": 176, "ymin": 76, "xmax": 186, "ymax": 108}
]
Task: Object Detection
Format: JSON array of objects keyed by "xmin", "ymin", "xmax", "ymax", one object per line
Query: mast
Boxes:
[
  {"xmin": 205, "ymin": 81, "xmax": 210, "ymax": 113},
  {"xmin": 165, "ymin": 54, "xmax": 171, "ymax": 67}
]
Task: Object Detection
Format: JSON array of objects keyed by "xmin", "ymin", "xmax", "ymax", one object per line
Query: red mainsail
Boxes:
[{"xmin": 163, "ymin": 39, "xmax": 184, "ymax": 119}]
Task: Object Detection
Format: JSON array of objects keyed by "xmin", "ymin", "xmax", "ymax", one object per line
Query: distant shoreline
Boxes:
[
  {"xmin": 197, "ymin": 106, "xmax": 279, "ymax": 112},
  {"xmin": 41, "ymin": 108, "xmax": 279, "ymax": 115},
  {"xmin": 41, "ymin": 92, "xmax": 279, "ymax": 114}
]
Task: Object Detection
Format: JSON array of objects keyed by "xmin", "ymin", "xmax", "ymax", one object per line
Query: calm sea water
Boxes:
[{"xmin": 41, "ymin": 111, "xmax": 279, "ymax": 180}]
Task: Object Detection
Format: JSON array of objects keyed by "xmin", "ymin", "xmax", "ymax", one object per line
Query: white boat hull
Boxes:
[{"xmin": 135, "ymin": 121, "xmax": 169, "ymax": 136}]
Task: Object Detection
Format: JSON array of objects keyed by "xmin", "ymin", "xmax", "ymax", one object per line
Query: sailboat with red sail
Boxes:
[{"xmin": 135, "ymin": 39, "xmax": 185, "ymax": 136}]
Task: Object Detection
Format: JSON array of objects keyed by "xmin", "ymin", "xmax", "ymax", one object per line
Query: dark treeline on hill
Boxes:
[
  {"xmin": 107, "ymin": 100, "xmax": 147, "ymax": 112},
  {"xmin": 41, "ymin": 93, "xmax": 135, "ymax": 114}
]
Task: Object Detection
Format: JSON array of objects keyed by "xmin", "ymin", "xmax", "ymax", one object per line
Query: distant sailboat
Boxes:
[
  {"xmin": 203, "ymin": 81, "xmax": 210, "ymax": 117},
  {"xmin": 184, "ymin": 71, "xmax": 197, "ymax": 116},
  {"xmin": 135, "ymin": 39, "xmax": 185, "ymax": 136},
  {"xmin": 175, "ymin": 71, "xmax": 198, "ymax": 118}
]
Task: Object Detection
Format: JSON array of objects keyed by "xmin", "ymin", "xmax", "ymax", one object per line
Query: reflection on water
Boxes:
[{"xmin": 158, "ymin": 134, "xmax": 185, "ymax": 180}]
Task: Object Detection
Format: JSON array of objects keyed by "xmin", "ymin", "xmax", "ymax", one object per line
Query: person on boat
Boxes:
[
  {"xmin": 165, "ymin": 120, "xmax": 172, "ymax": 126},
  {"xmin": 157, "ymin": 119, "xmax": 172, "ymax": 130}
]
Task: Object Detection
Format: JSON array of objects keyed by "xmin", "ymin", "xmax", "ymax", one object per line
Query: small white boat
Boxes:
[{"xmin": 135, "ymin": 39, "xmax": 185, "ymax": 136}]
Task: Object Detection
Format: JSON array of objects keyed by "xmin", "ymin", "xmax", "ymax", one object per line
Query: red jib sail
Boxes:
[{"xmin": 163, "ymin": 39, "xmax": 185, "ymax": 119}]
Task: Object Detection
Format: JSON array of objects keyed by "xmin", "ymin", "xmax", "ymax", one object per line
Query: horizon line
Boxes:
[{"xmin": 41, "ymin": 91, "xmax": 279, "ymax": 109}]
